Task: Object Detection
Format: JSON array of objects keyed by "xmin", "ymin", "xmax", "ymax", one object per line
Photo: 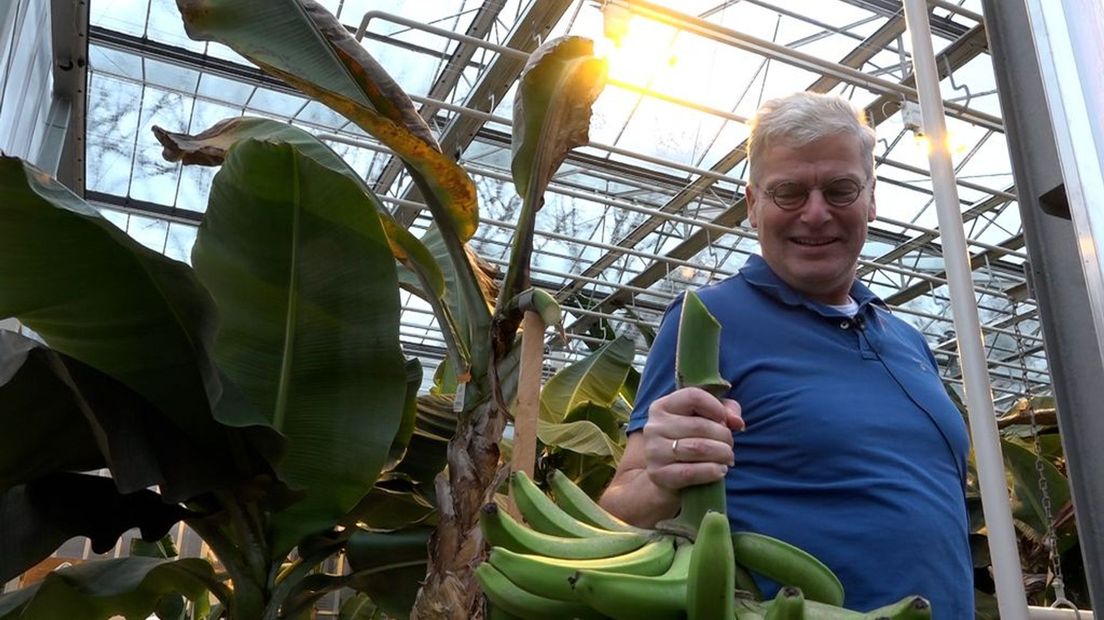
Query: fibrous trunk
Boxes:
[{"xmin": 411, "ymin": 400, "xmax": 506, "ymax": 620}]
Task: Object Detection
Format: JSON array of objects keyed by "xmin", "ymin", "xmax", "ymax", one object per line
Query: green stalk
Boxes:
[{"xmin": 667, "ymin": 290, "xmax": 731, "ymax": 537}]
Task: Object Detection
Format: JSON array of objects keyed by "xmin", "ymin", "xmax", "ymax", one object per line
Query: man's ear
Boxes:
[{"xmin": 747, "ymin": 185, "xmax": 760, "ymax": 228}]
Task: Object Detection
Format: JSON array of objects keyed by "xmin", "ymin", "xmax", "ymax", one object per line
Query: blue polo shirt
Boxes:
[{"xmin": 628, "ymin": 255, "xmax": 973, "ymax": 616}]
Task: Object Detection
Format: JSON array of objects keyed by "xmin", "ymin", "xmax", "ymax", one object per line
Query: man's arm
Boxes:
[
  {"xmin": 599, "ymin": 387, "xmax": 744, "ymax": 528},
  {"xmin": 598, "ymin": 433, "xmax": 680, "ymax": 528}
]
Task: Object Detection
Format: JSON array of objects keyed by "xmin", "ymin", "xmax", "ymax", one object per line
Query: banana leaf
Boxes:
[
  {"xmin": 173, "ymin": 0, "xmax": 490, "ymax": 388},
  {"xmin": 347, "ymin": 481, "xmax": 436, "ymax": 532},
  {"xmin": 346, "ymin": 526, "xmax": 435, "ymax": 618},
  {"xmin": 0, "ymin": 330, "xmax": 265, "ymax": 506},
  {"xmin": 390, "ymin": 393, "xmax": 455, "ymax": 485},
  {"xmin": 0, "ymin": 473, "xmax": 190, "ymax": 584},
  {"xmin": 537, "ymin": 419, "xmax": 624, "ymax": 463},
  {"xmin": 382, "ymin": 358, "xmax": 423, "ymax": 474},
  {"xmin": 154, "ymin": 118, "xmax": 446, "ymax": 303},
  {"xmin": 538, "ymin": 334, "xmax": 635, "ymax": 423},
  {"xmin": 563, "ymin": 401, "xmax": 623, "ymax": 439},
  {"xmin": 493, "ymin": 36, "xmax": 607, "ymax": 356},
  {"xmin": 0, "ymin": 157, "xmax": 282, "ymax": 500},
  {"xmin": 0, "ymin": 557, "xmax": 214, "ymax": 620},
  {"xmin": 192, "ymin": 139, "xmax": 406, "ymax": 556},
  {"xmin": 0, "ymin": 331, "xmax": 104, "ymax": 489}
]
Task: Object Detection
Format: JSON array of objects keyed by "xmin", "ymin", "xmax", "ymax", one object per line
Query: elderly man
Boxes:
[{"xmin": 599, "ymin": 92, "xmax": 973, "ymax": 615}]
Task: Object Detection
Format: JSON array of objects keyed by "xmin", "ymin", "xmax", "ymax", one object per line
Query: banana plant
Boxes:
[
  {"xmin": 534, "ymin": 334, "xmax": 637, "ymax": 495},
  {"xmin": 0, "ymin": 1, "xmax": 606, "ymax": 619}
]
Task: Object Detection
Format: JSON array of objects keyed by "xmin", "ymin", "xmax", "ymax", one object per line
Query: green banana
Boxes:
[
  {"xmin": 486, "ymin": 602, "xmax": 525, "ymax": 620},
  {"xmin": 547, "ymin": 468, "xmax": 645, "ymax": 534},
  {"xmin": 511, "ymin": 470, "xmax": 621, "ymax": 538},
  {"xmin": 569, "ymin": 538, "xmax": 694, "ymax": 619},
  {"xmin": 764, "ymin": 586, "xmax": 806, "ymax": 619},
  {"xmin": 480, "ymin": 502, "xmax": 653, "ymax": 559},
  {"xmin": 474, "ymin": 563, "xmax": 605, "ymax": 620},
  {"xmin": 731, "ymin": 532, "xmax": 845, "ymax": 606},
  {"xmin": 487, "ymin": 536, "xmax": 677, "ymax": 601},
  {"xmin": 862, "ymin": 595, "xmax": 931, "ymax": 620},
  {"xmin": 687, "ymin": 511, "xmax": 736, "ymax": 620},
  {"xmin": 476, "ymin": 290, "xmax": 911, "ymax": 620}
]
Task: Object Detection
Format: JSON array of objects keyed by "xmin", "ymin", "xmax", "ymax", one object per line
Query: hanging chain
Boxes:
[{"xmin": 1009, "ymin": 297, "xmax": 1074, "ymax": 609}]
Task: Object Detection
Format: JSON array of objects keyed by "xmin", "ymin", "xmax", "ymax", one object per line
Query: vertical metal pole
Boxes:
[{"xmin": 901, "ymin": 2, "xmax": 1029, "ymax": 618}]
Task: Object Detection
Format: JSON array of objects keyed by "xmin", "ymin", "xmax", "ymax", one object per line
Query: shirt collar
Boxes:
[{"xmin": 738, "ymin": 254, "xmax": 885, "ymax": 316}]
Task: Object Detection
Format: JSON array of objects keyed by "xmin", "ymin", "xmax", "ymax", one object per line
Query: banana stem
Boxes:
[
  {"xmin": 671, "ymin": 480, "xmax": 727, "ymax": 536},
  {"xmin": 668, "ymin": 290, "xmax": 732, "ymax": 538}
]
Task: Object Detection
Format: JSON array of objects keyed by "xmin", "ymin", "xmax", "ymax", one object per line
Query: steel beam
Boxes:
[{"xmin": 984, "ymin": 0, "xmax": 1104, "ymax": 608}]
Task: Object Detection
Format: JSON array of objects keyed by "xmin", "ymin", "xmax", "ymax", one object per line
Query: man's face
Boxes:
[{"xmin": 746, "ymin": 132, "xmax": 876, "ymax": 305}]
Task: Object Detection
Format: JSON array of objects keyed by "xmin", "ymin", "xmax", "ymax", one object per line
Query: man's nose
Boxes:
[{"xmin": 798, "ymin": 189, "xmax": 833, "ymax": 224}]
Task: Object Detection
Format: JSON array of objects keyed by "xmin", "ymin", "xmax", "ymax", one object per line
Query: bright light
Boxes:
[
  {"xmin": 912, "ymin": 130, "xmax": 970, "ymax": 156},
  {"xmin": 596, "ymin": 7, "xmax": 679, "ymax": 85}
]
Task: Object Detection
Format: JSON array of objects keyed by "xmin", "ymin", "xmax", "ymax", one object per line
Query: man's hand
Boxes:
[
  {"xmin": 641, "ymin": 386, "xmax": 744, "ymax": 493},
  {"xmin": 599, "ymin": 387, "xmax": 744, "ymax": 526}
]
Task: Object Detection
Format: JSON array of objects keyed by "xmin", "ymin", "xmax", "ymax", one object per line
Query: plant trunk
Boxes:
[{"xmin": 411, "ymin": 399, "xmax": 507, "ymax": 620}]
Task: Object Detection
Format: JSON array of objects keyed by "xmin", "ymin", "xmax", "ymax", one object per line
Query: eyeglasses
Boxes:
[{"xmin": 762, "ymin": 177, "xmax": 867, "ymax": 211}]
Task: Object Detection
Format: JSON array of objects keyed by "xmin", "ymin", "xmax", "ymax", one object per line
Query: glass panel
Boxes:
[
  {"xmin": 143, "ymin": 57, "xmax": 201, "ymax": 93},
  {"xmin": 245, "ymin": 86, "xmax": 309, "ymax": 118},
  {"xmin": 146, "ymin": 0, "xmax": 206, "ymax": 52},
  {"xmin": 91, "ymin": 0, "xmax": 147, "ymax": 36},
  {"xmin": 197, "ymin": 73, "xmax": 255, "ymax": 107}
]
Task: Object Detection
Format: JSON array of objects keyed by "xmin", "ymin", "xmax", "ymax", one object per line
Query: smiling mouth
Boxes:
[{"xmin": 791, "ymin": 237, "xmax": 836, "ymax": 246}]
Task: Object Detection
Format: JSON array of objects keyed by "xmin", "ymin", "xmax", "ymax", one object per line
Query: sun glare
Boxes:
[{"xmin": 594, "ymin": 11, "xmax": 680, "ymax": 86}]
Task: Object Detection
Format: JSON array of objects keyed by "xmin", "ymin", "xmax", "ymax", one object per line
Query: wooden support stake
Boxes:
[{"xmin": 507, "ymin": 310, "xmax": 545, "ymax": 519}]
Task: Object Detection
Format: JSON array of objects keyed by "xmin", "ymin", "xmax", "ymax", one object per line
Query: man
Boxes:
[{"xmin": 599, "ymin": 92, "xmax": 973, "ymax": 615}]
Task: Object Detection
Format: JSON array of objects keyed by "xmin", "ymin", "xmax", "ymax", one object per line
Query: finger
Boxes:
[
  {"xmin": 649, "ymin": 462, "xmax": 729, "ymax": 493},
  {"xmin": 651, "ymin": 387, "xmax": 733, "ymax": 425},
  {"xmin": 722, "ymin": 399, "xmax": 745, "ymax": 432},
  {"xmin": 646, "ymin": 414, "xmax": 736, "ymax": 448},
  {"xmin": 671, "ymin": 437, "xmax": 736, "ymax": 466}
]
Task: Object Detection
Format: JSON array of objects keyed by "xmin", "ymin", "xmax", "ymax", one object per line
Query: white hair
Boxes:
[{"xmin": 747, "ymin": 92, "xmax": 877, "ymax": 182}]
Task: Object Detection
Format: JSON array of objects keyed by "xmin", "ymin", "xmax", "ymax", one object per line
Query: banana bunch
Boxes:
[{"xmin": 476, "ymin": 291, "xmax": 933, "ymax": 619}]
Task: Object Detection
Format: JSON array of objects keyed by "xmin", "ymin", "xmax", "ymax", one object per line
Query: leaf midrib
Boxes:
[{"xmin": 273, "ymin": 151, "xmax": 301, "ymax": 431}]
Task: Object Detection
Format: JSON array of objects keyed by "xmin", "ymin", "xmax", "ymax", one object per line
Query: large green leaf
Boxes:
[
  {"xmin": 0, "ymin": 557, "xmax": 213, "ymax": 620},
  {"xmin": 510, "ymin": 36, "xmax": 607, "ymax": 207},
  {"xmin": 537, "ymin": 419, "xmax": 624, "ymax": 464},
  {"xmin": 496, "ymin": 37, "xmax": 606, "ymax": 315},
  {"xmin": 0, "ymin": 157, "xmax": 281, "ymax": 498},
  {"xmin": 154, "ymin": 118, "xmax": 445, "ymax": 301},
  {"xmin": 346, "ymin": 526, "xmax": 434, "ymax": 618},
  {"xmin": 155, "ymin": 117, "xmax": 483, "ymax": 392},
  {"xmin": 173, "ymin": 1, "xmax": 491, "ymax": 391},
  {"xmin": 174, "ymin": 0, "xmax": 477, "ymax": 250},
  {"xmin": 192, "ymin": 139, "xmax": 407, "ymax": 555},
  {"xmin": 390, "ymin": 393, "xmax": 455, "ymax": 485},
  {"xmin": 539, "ymin": 335, "xmax": 635, "ymax": 423},
  {"xmin": 382, "ymin": 359, "xmax": 423, "ymax": 473},
  {"xmin": 0, "ymin": 331, "xmax": 103, "ymax": 489},
  {"xmin": 0, "ymin": 331, "xmax": 263, "ymax": 504},
  {"xmin": 0, "ymin": 473, "xmax": 189, "ymax": 583},
  {"xmin": 562, "ymin": 402, "xmax": 623, "ymax": 440},
  {"xmin": 0, "ymin": 157, "xmax": 209, "ymax": 426},
  {"xmin": 396, "ymin": 225, "xmax": 501, "ymax": 380},
  {"xmin": 347, "ymin": 483, "xmax": 436, "ymax": 532}
]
